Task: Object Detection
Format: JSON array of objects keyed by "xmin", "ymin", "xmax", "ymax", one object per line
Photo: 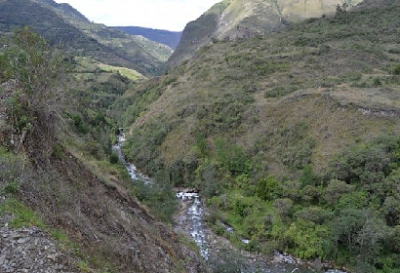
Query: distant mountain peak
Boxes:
[
  {"xmin": 167, "ymin": 0, "xmax": 364, "ymax": 68},
  {"xmin": 30, "ymin": 0, "xmax": 89, "ymax": 22},
  {"xmin": 57, "ymin": 3, "xmax": 90, "ymax": 22},
  {"xmin": 0, "ymin": 0, "xmax": 172, "ymax": 76}
]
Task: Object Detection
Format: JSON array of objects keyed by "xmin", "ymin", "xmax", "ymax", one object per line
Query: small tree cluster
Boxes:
[{"xmin": 0, "ymin": 28, "xmax": 70, "ymax": 164}]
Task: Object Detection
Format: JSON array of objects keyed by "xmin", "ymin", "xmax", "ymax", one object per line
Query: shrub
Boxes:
[
  {"xmin": 284, "ymin": 219, "xmax": 330, "ymax": 259},
  {"xmin": 208, "ymin": 247, "xmax": 248, "ymax": 273},
  {"xmin": 109, "ymin": 152, "xmax": 119, "ymax": 164},
  {"xmin": 131, "ymin": 173, "xmax": 177, "ymax": 223},
  {"xmin": 215, "ymin": 139, "xmax": 251, "ymax": 176},
  {"xmin": 264, "ymin": 85, "xmax": 297, "ymax": 98},
  {"xmin": 392, "ymin": 64, "xmax": 400, "ymax": 75},
  {"xmin": 256, "ymin": 175, "xmax": 282, "ymax": 201},
  {"xmin": 0, "ymin": 28, "xmax": 70, "ymax": 163}
]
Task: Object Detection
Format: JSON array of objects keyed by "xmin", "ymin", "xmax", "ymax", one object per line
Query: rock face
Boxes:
[
  {"xmin": 0, "ymin": 226, "xmax": 79, "ymax": 273},
  {"xmin": 0, "ymin": 196, "xmax": 79, "ymax": 273},
  {"xmin": 166, "ymin": 0, "xmax": 364, "ymax": 68}
]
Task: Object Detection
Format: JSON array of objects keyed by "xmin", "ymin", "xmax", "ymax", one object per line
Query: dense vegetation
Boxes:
[{"xmin": 116, "ymin": 1, "xmax": 400, "ymax": 272}]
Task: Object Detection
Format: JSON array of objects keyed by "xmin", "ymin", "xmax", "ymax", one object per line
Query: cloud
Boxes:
[{"xmin": 54, "ymin": 0, "xmax": 222, "ymax": 31}]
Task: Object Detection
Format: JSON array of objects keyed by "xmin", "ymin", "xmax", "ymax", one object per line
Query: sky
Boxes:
[{"xmin": 53, "ymin": 0, "xmax": 222, "ymax": 31}]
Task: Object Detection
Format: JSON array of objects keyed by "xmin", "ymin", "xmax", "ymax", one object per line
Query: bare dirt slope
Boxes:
[{"xmin": 16, "ymin": 149, "xmax": 205, "ymax": 273}]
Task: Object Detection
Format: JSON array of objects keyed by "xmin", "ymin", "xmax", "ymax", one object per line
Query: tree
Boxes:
[
  {"xmin": 331, "ymin": 143, "xmax": 391, "ymax": 186},
  {"xmin": 1, "ymin": 28, "xmax": 70, "ymax": 164},
  {"xmin": 324, "ymin": 179, "xmax": 355, "ymax": 206},
  {"xmin": 214, "ymin": 139, "xmax": 251, "ymax": 176},
  {"xmin": 196, "ymin": 160, "xmax": 220, "ymax": 198},
  {"xmin": 284, "ymin": 219, "xmax": 330, "ymax": 259},
  {"xmin": 256, "ymin": 175, "xmax": 282, "ymax": 201},
  {"xmin": 332, "ymin": 208, "xmax": 388, "ymax": 265},
  {"xmin": 299, "ymin": 165, "xmax": 317, "ymax": 186},
  {"xmin": 274, "ymin": 198, "xmax": 293, "ymax": 223},
  {"xmin": 383, "ymin": 196, "xmax": 400, "ymax": 226}
]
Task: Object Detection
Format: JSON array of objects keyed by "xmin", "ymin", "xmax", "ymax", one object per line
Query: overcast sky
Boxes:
[{"xmin": 53, "ymin": 0, "xmax": 222, "ymax": 31}]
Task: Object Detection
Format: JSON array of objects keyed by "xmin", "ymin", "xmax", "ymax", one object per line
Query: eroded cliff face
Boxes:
[{"xmin": 19, "ymin": 150, "xmax": 205, "ymax": 273}]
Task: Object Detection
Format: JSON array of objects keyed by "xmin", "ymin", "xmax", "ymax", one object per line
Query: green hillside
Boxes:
[
  {"xmin": 0, "ymin": 0, "xmax": 173, "ymax": 76},
  {"xmin": 0, "ymin": 28, "xmax": 203, "ymax": 273},
  {"xmin": 116, "ymin": 1, "xmax": 400, "ymax": 271},
  {"xmin": 47, "ymin": 0, "xmax": 174, "ymax": 72},
  {"xmin": 167, "ymin": 0, "xmax": 363, "ymax": 69}
]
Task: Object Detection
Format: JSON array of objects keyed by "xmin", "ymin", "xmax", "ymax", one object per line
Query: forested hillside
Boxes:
[{"xmin": 115, "ymin": 1, "xmax": 400, "ymax": 272}]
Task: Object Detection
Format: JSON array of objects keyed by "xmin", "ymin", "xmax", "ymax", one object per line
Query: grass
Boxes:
[
  {"xmin": 84, "ymin": 158, "xmax": 131, "ymax": 189},
  {"xmin": 77, "ymin": 260, "xmax": 93, "ymax": 273},
  {"xmin": 75, "ymin": 56, "xmax": 147, "ymax": 81},
  {"xmin": 0, "ymin": 197, "xmax": 44, "ymax": 228},
  {"xmin": 0, "ymin": 196, "xmax": 78, "ymax": 249},
  {"xmin": 97, "ymin": 64, "xmax": 145, "ymax": 81}
]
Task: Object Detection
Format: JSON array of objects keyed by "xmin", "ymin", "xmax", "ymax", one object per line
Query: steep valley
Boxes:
[
  {"xmin": 116, "ymin": 1, "xmax": 400, "ymax": 272},
  {"xmin": 0, "ymin": 0, "xmax": 400, "ymax": 272},
  {"xmin": 0, "ymin": 28, "xmax": 204, "ymax": 272}
]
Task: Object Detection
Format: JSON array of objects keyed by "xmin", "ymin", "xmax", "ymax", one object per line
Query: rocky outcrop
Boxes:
[
  {"xmin": 0, "ymin": 226, "xmax": 79, "ymax": 273},
  {"xmin": 0, "ymin": 196, "xmax": 80, "ymax": 273},
  {"xmin": 166, "ymin": 0, "xmax": 363, "ymax": 69}
]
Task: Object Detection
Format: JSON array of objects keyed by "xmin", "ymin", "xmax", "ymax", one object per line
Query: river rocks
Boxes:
[
  {"xmin": 273, "ymin": 251, "xmax": 298, "ymax": 265},
  {"xmin": 175, "ymin": 191, "xmax": 209, "ymax": 260}
]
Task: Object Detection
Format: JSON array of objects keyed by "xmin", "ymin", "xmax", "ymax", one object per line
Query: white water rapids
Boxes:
[
  {"xmin": 113, "ymin": 133, "xmax": 348, "ymax": 273},
  {"xmin": 176, "ymin": 192, "xmax": 209, "ymax": 260},
  {"xmin": 113, "ymin": 133, "xmax": 209, "ymax": 260},
  {"xmin": 113, "ymin": 134, "xmax": 151, "ymax": 183}
]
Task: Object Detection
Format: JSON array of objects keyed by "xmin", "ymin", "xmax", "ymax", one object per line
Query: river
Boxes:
[{"xmin": 113, "ymin": 133, "xmax": 347, "ymax": 273}]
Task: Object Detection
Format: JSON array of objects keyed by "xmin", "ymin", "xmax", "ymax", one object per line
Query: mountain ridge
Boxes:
[
  {"xmin": 0, "ymin": 0, "xmax": 173, "ymax": 76},
  {"xmin": 113, "ymin": 26, "xmax": 182, "ymax": 49},
  {"xmin": 166, "ymin": 0, "xmax": 364, "ymax": 69}
]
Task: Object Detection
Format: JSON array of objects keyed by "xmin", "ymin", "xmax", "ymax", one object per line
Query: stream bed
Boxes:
[
  {"xmin": 175, "ymin": 191, "xmax": 209, "ymax": 260},
  {"xmin": 113, "ymin": 133, "xmax": 347, "ymax": 273}
]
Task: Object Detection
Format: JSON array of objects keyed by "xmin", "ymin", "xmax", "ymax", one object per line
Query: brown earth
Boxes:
[{"xmin": 16, "ymin": 148, "xmax": 206, "ymax": 273}]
